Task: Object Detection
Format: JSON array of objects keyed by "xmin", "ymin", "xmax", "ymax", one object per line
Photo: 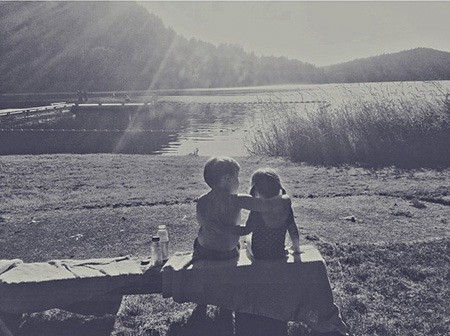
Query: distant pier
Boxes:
[
  {"xmin": 0, "ymin": 100, "xmax": 325, "ymax": 129},
  {"xmin": 0, "ymin": 103, "xmax": 74, "ymax": 128}
]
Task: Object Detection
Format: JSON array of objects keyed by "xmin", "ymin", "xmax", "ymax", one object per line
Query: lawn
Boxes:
[{"xmin": 1, "ymin": 154, "xmax": 449, "ymax": 335}]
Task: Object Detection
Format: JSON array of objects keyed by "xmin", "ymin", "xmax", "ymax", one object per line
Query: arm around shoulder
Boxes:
[{"xmin": 235, "ymin": 193, "xmax": 291, "ymax": 212}]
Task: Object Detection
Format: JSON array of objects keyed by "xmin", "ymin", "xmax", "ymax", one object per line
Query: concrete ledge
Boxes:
[
  {"xmin": 0, "ymin": 256, "xmax": 143, "ymax": 314},
  {"xmin": 162, "ymin": 245, "xmax": 336, "ymax": 324}
]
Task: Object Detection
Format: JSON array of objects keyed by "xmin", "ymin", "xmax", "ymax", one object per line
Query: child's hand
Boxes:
[
  {"xmin": 245, "ymin": 219, "xmax": 254, "ymax": 231},
  {"xmin": 289, "ymin": 244, "xmax": 301, "ymax": 254},
  {"xmin": 279, "ymin": 194, "xmax": 292, "ymax": 206}
]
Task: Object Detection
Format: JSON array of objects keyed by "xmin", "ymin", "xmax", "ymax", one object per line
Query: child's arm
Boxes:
[
  {"xmin": 286, "ymin": 209, "xmax": 301, "ymax": 254},
  {"xmin": 232, "ymin": 193, "xmax": 291, "ymax": 212},
  {"xmin": 216, "ymin": 219, "xmax": 253, "ymax": 236},
  {"xmin": 244, "ymin": 212, "xmax": 257, "ymax": 232},
  {"xmin": 212, "ymin": 212, "xmax": 258, "ymax": 236},
  {"xmin": 197, "ymin": 194, "xmax": 252, "ymax": 236}
]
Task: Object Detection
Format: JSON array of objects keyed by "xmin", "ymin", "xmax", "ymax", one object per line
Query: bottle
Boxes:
[
  {"xmin": 157, "ymin": 225, "xmax": 170, "ymax": 261},
  {"xmin": 239, "ymin": 236, "xmax": 247, "ymax": 250},
  {"xmin": 150, "ymin": 235, "xmax": 162, "ymax": 266}
]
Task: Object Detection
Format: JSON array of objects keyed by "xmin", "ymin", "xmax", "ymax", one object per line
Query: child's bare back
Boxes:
[{"xmin": 196, "ymin": 190, "xmax": 242, "ymax": 251}]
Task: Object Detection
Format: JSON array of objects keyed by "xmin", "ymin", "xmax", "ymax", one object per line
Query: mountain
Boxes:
[
  {"xmin": 1, "ymin": 1, "xmax": 450, "ymax": 94},
  {"xmin": 0, "ymin": 1, "xmax": 178, "ymax": 93},
  {"xmin": 0, "ymin": 1, "xmax": 320, "ymax": 93},
  {"xmin": 323, "ymin": 48, "xmax": 450, "ymax": 83}
]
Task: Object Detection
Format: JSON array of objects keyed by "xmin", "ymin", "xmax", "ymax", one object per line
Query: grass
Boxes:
[
  {"xmin": 322, "ymin": 239, "xmax": 450, "ymax": 336},
  {"xmin": 1, "ymin": 154, "xmax": 449, "ymax": 335},
  {"xmin": 114, "ymin": 239, "xmax": 450, "ymax": 336},
  {"xmin": 248, "ymin": 83, "xmax": 450, "ymax": 167}
]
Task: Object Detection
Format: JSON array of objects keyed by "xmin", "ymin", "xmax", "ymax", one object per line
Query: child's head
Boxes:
[
  {"xmin": 203, "ymin": 156, "xmax": 240, "ymax": 192},
  {"xmin": 250, "ymin": 168, "xmax": 286, "ymax": 198}
]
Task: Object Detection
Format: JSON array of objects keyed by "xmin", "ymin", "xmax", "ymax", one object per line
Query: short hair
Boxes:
[
  {"xmin": 250, "ymin": 168, "xmax": 285, "ymax": 198},
  {"xmin": 203, "ymin": 156, "xmax": 240, "ymax": 188}
]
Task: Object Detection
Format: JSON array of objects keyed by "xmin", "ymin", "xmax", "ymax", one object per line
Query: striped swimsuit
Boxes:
[{"xmin": 248, "ymin": 207, "xmax": 294, "ymax": 260}]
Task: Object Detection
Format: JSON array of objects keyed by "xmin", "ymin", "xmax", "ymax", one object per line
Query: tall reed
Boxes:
[{"xmin": 248, "ymin": 83, "xmax": 450, "ymax": 167}]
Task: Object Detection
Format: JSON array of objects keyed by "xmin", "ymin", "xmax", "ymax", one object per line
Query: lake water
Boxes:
[
  {"xmin": 157, "ymin": 80, "xmax": 450, "ymax": 156},
  {"xmin": 159, "ymin": 102, "xmax": 262, "ymax": 156},
  {"xmin": 1, "ymin": 81, "xmax": 449, "ymax": 156}
]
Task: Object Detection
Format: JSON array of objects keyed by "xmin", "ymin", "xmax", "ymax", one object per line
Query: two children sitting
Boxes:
[
  {"xmin": 193, "ymin": 156, "xmax": 301, "ymax": 336},
  {"xmin": 194, "ymin": 156, "xmax": 300, "ymax": 262}
]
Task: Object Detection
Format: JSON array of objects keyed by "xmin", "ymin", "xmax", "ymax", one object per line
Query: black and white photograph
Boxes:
[{"xmin": 0, "ymin": 1, "xmax": 449, "ymax": 335}]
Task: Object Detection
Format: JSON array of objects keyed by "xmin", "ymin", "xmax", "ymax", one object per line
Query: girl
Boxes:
[
  {"xmin": 235, "ymin": 168, "xmax": 301, "ymax": 336},
  {"xmin": 246, "ymin": 167, "xmax": 301, "ymax": 259}
]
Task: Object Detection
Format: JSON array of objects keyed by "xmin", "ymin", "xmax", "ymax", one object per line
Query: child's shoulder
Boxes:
[
  {"xmin": 198, "ymin": 190, "xmax": 240, "ymax": 209},
  {"xmin": 196, "ymin": 192, "xmax": 211, "ymax": 207},
  {"xmin": 197, "ymin": 190, "xmax": 232, "ymax": 203},
  {"xmin": 201, "ymin": 189, "xmax": 239, "ymax": 199}
]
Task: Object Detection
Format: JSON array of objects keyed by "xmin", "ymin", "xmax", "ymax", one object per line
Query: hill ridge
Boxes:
[{"xmin": 1, "ymin": 1, "xmax": 450, "ymax": 92}]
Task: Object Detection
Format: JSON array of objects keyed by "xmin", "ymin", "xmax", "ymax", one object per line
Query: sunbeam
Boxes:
[
  {"xmin": 5, "ymin": 2, "xmax": 130, "ymax": 92},
  {"xmin": 113, "ymin": 35, "xmax": 181, "ymax": 153}
]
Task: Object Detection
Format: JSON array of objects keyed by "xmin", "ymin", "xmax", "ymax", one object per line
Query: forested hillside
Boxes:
[
  {"xmin": 323, "ymin": 48, "xmax": 450, "ymax": 83},
  {"xmin": 0, "ymin": 1, "xmax": 320, "ymax": 93},
  {"xmin": 1, "ymin": 1, "xmax": 450, "ymax": 93}
]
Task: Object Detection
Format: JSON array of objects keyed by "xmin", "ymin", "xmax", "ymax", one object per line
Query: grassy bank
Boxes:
[
  {"xmin": 249, "ymin": 86, "xmax": 450, "ymax": 167},
  {"xmin": 1, "ymin": 154, "xmax": 449, "ymax": 335}
]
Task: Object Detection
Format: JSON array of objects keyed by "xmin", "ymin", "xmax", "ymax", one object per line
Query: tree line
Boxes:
[{"xmin": 1, "ymin": 1, "xmax": 449, "ymax": 93}]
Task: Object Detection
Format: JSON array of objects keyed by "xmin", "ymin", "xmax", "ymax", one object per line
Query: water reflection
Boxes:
[
  {"xmin": 0, "ymin": 102, "xmax": 257, "ymax": 156},
  {"xmin": 161, "ymin": 103, "xmax": 256, "ymax": 156},
  {"xmin": 0, "ymin": 130, "xmax": 178, "ymax": 155}
]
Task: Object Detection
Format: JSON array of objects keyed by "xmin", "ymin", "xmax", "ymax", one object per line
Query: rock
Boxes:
[{"xmin": 341, "ymin": 215, "xmax": 356, "ymax": 222}]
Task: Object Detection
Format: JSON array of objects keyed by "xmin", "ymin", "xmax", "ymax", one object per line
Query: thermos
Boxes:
[{"xmin": 150, "ymin": 235, "xmax": 163, "ymax": 266}]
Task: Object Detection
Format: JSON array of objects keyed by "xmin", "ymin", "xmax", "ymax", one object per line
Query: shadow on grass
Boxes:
[
  {"xmin": 18, "ymin": 310, "xmax": 116, "ymax": 336},
  {"xmin": 167, "ymin": 305, "xmax": 234, "ymax": 336},
  {"xmin": 166, "ymin": 306, "xmax": 340, "ymax": 336}
]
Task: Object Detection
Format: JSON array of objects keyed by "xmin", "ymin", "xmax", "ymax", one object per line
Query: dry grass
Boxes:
[
  {"xmin": 1, "ymin": 154, "xmax": 449, "ymax": 335},
  {"xmin": 248, "ymin": 83, "xmax": 450, "ymax": 167}
]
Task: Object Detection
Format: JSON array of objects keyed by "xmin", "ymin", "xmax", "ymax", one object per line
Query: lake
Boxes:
[
  {"xmin": 153, "ymin": 80, "xmax": 450, "ymax": 156},
  {"xmin": 1, "ymin": 81, "xmax": 449, "ymax": 156}
]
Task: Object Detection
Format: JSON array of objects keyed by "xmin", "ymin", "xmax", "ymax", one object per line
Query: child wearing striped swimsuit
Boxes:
[
  {"xmin": 246, "ymin": 167, "xmax": 301, "ymax": 259},
  {"xmin": 235, "ymin": 168, "xmax": 301, "ymax": 336}
]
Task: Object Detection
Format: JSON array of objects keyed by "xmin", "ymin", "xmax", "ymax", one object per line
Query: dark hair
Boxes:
[
  {"xmin": 250, "ymin": 168, "xmax": 286, "ymax": 198},
  {"xmin": 203, "ymin": 156, "xmax": 240, "ymax": 188}
]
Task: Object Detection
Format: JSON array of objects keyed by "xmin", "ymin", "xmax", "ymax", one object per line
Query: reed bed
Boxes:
[{"xmin": 248, "ymin": 82, "xmax": 450, "ymax": 167}]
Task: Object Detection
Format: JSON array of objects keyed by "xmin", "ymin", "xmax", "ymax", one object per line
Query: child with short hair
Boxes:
[{"xmin": 191, "ymin": 157, "xmax": 292, "ymax": 330}]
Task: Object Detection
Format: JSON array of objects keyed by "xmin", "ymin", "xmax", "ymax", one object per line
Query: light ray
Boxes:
[{"xmin": 114, "ymin": 35, "xmax": 181, "ymax": 153}]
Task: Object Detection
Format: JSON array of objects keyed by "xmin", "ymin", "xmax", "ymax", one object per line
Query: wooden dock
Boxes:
[
  {"xmin": 0, "ymin": 100, "xmax": 327, "ymax": 130},
  {"xmin": 0, "ymin": 103, "xmax": 73, "ymax": 126}
]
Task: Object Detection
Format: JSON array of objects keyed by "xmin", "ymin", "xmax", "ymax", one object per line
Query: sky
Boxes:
[{"xmin": 141, "ymin": 1, "xmax": 450, "ymax": 66}]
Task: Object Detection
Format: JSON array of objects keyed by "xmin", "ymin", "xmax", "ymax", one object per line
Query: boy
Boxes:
[
  {"xmin": 190, "ymin": 156, "xmax": 292, "ymax": 332},
  {"xmin": 194, "ymin": 156, "xmax": 292, "ymax": 260}
]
